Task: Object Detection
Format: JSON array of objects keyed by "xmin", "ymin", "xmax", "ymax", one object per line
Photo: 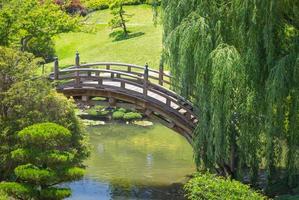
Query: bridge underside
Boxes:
[{"xmin": 59, "ymin": 88, "xmax": 194, "ymax": 143}]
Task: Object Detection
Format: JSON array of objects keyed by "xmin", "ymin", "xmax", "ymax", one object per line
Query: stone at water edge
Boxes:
[
  {"xmin": 133, "ymin": 121, "xmax": 154, "ymax": 127},
  {"xmin": 82, "ymin": 119, "xmax": 106, "ymax": 126}
]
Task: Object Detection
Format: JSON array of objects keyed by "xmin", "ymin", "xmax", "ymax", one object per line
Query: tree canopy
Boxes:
[
  {"xmin": 162, "ymin": 0, "xmax": 299, "ymax": 190},
  {"xmin": 0, "ymin": 47, "xmax": 88, "ymax": 181},
  {"xmin": 0, "ymin": 0, "xmax": 78, "ymax": 61},
  {"xmin": 0, "ymin": 123, "xmax": 85, "ymax": 200}
]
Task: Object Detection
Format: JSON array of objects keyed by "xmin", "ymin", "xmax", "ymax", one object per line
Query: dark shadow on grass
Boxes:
[{"xmin": 109, "ymin": 30, "xmax": 145, "ymax": 42}]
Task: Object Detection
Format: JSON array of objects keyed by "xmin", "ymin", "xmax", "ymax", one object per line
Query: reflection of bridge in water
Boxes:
[{"xmin": 50, "ymin": 53, "xmax": 198, "ymax": 143}]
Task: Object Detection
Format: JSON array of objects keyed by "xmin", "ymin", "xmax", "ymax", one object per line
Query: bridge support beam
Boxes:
[
  {"xmin": 54, "ymin": 58, "xmax": 59, "ymax": 80},
  {"xmin": 108, "ymin": 97, "xmax": 117, "ymax": 107},
  {"xmin": 82, "ymin": 96, "xmax": 90, "ymax": 102}
]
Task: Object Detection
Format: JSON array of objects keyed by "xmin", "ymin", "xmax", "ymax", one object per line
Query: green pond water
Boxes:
[{"xmin": 65, "ymin": 122, "xmax": 195, "ymax": 200}]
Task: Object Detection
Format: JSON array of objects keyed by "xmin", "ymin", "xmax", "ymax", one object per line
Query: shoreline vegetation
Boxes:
[{"xmin": 76, "ymin": 103, "xmax": 154, "ymax": 127}]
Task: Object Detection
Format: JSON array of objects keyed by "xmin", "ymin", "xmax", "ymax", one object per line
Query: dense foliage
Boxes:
[
  {"xmin": 184, "ymin": 173, "xmax": 267, "ymax": 200},
  {"xmin": 0, "ymin": 47, "xmax": 88, "ymax": 182},
  {"xmin": 0, "ymin": 0, "xmax": 78, "ymax": 61},
  {"xmin": 162, "ymin": 0, "xmax": 299, "ymax": 191},
  {"xmin": 81, "ymin": 0, "xmax": 160, "ymax": 11},
  {"xmin": 123, "ymin": 112, "xmax": 142, "ymax": 121},
  {"xmin": 0, "ymin": 123, "xmax": 84, "ymax": 200}
]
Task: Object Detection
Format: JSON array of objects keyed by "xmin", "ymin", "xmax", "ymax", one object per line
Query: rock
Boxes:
[
  {"xmin": 133, "ymin": 120, "xmax": 154, "ymax": 127},
  {"xmin": 81, "ymin": 119, "xmax": 105, "ymax": 126}
]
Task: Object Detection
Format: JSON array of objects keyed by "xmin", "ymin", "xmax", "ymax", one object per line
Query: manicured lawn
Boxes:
[{"xmin": 48, "ymin": 5, "xmax": 162, "ymax": 72}]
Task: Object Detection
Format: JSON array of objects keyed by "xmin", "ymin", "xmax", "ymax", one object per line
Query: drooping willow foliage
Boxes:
[{"xmin": 162, "ymin": 0, "xmax": 299, "ymax": 188}]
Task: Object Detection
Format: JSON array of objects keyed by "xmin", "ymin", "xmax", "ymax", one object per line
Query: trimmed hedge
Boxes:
[
  {"xmin": 184, "ymin": 173, "xmax": 267, "ymax": 200},
  {"xmin": 123, "ymin": 112, "xmax": 142, "ymax": 121},
  {"xmin": 81, "ymin": 0, "xmax": 161, "ymax": 11},
  {"xmin": 112, "ymin": 111, "xmax": 125, "ymax": 120}
]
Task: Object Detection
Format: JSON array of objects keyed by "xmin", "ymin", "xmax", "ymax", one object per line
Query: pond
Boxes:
[{"xmin": 65, "ymin": 122, "xmax": 195, "ymax": 200}]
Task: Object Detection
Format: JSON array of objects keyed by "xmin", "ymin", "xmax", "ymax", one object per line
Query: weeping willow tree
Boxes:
[{"xmin": 162, "ymin": 0, "xmax": 299, "ymax": 189}]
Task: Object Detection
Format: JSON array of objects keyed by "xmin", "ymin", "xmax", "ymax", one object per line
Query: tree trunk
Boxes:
[{"xmin": 119, "ymin": 5, "xmax": 128, "ymax": 36}]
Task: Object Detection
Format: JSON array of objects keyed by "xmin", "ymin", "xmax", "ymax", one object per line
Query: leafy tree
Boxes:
[
  {"xmin": 162, "ymin": 0, "xmax": 299, "ymax": 191},
  {"xmin": 0, "ymin": 123, "xmax": 85, "ymax": 200},
  {"xmin": 0, "ymin": 47, "xmax": 38, "ymax": 96},
  {"xmin": 184, "ymin": 173, "xmax": 267, "ymax": 200},
  {"xmin": 0, "ymin": 48, "xmax": 88, "ymax": 181},
  {"xmin": 0, "ymin": 0, "xmax": 78, "ymax": 61},
  {"xmin": 109, "ymin": 0, "xmax": 132, "ymax": 37}
]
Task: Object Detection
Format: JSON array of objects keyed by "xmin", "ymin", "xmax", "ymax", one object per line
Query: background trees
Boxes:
[
  {"xmin": 0, "ymin": 123, "xmax": 84, "ymax": 200},
  {"xmin": 0, "ymin": 0, "xmax": 78, "ymax": 62},
  {"xmin": 162, "ymin": 0, "xmax": 299, "ymax": 192}
]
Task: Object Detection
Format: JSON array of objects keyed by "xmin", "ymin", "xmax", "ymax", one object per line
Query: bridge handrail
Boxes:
[
  {"xmin": 51, "ymin": 67, "xmax": 194, "ymax": 110},
  {"xmin": 51, "ymin": 54, "xmax": 198, "ymax": 122},
  {"xmin": 68, "ymin": 62, "xmax": 172, "ymax": 78}
]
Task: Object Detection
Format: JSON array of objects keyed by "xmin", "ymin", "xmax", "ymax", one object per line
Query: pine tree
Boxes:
[
  {"xmin": 0, "ymin": 123, "xmax": 85, "ymax": 200},
  {"xmin": 109, "ymin": 0, "xmax": 131, "ymax": 37}
]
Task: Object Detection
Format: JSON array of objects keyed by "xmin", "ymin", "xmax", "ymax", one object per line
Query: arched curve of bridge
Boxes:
[{"xmin": 49, "ymin": 54, "xmax": 199, "ymax": 143}]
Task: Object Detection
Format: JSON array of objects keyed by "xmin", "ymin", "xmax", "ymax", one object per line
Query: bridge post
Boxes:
[
  {"xmin": 143, "ymin": 63, "xmax": 149, "ymax": 96},
  {"xmin": 54, "ymin": 57, "xmax": 59, "ymax": 80},
  {"xmin": 75, "ymin": 51, "xmax": 80, "ymax": 67},
  {"xmin": 159, "ymin": 60, "xmax": 164, "ymax": 86},
  {"xmin": 75, "ymin": 52, "xmax": 80, "ymax": 87}
]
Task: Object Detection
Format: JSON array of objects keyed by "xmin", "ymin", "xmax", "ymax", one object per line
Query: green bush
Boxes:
[
  {"xmin": 98, "ymin": 110, "xmax": 109, "ymax": 116},
  {"xmin": 86, "ymin": 108, "xmax": 98, "ymax": 116},
  {"xmin": 93, "ymin": 105, "xmax": 105, "ymax": 111},
  {"xmin": 117, "ymin": 108, "xmax": 127, "ymax": 113},
  {"xmin": 123, "ymin": 112, "xmax": 142, "ymax": 121},
  {"xmin": 81, "ymin": 0, "xmax": 160, "ymax": 11},
  {"xmin": 184, "ymin": 173, "xmax": 267, "ymax": 200},
  {"xmin": 0, "ymin": 123, "xmax": 85, "ymax": 200},
  {"xmin": 86, "ymin": 106, "xmax": 109, "ymax": 116},
  {"xmin": 81, "ymin": 0, "xmax": 109, "ymax": 11},
  {"xmin": 0, "ymin": 191, "xmax": 8, "ymax": 200},
  {"xmin": 112, "ymin": 111, "xmax": 125, "ymax": 119}
]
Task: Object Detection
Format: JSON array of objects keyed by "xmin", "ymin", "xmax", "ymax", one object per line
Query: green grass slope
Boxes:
[{"xmin": 53, "ymin": 5, "xmax": 162, "ymax": 69}]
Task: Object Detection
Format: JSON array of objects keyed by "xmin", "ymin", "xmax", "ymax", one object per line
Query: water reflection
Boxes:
[{"xmin": 66, "ymin": 123, "xmax": 195, "ymax": 200}]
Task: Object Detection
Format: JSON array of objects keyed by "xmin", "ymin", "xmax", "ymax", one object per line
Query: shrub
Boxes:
[
  {"xmin": 123, "ymin": 112, "xmax": 142, "ymax": 121},
  {"xmin": 0, "ymin": 191, "xmax": 8, "ymax": 200},
  {"xmin": 86, "ymin": 106, "xmax": 109, "ymax": 116},
  {"xmin": 0, "ymin": 123, "xmax": 85, "ymax": 200},
  {"xmin": 81, "ymin": 0, "xmax": 109, "ymax": 11},
  {"xmin": 184, "ymin": 173, "xmax": 267, "ymax": 200},
  {"xmin": 112, "ymin": 111, "xmax": 125, "ymax": 120},
  {"xmin": 117, "ymin": 108, "xmax": 127, "ymax": 113},
  {"xmin": 93, "ymin": 105, "xmax": 105, "ymax": 111},
  {"xmin": 98, "ymin": 110, "xmax": 109, "ymax": 116},
  {"xmin": 86, "ymin": 108, "xmax": 98, "ymax": 116},
  {"xmin": 81, "ymin": 0, "xmax": 160, "ymax": 11}
]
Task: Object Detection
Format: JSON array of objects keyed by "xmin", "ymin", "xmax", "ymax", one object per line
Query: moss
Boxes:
[
  {"xmin": 86, "ymin": 106, "xmax": 109, "ymax": 116},
  {"xmin": 117, "ymin": 108, "xmax": 127, "ymax": 113},
  {"xmin": 123, "ymin": 112, "xmax": 142, "ymax": 121},
  {"xmin": 112, "ymin": 111, "xmax": 125, "ymax": 119}
]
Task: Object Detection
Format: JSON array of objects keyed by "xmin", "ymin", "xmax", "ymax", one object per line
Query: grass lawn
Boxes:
[{"xmin": 46, "ymin": 5, "xmax": 162, "ymax": 73}]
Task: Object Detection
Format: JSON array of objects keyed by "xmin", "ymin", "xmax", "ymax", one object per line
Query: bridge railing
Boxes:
[
  {"xmin": 50, "ymin": 53, "xmax": 198, "ymax": 125},
  {"xmin": 54, "ymin": 52, "xmax": 171, "ymax": 87}
]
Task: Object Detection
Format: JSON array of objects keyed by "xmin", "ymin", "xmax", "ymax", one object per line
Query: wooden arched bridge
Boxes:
[{"xmin": 50, "ymin": 53, "xmax": 198, "ymax": 143}]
